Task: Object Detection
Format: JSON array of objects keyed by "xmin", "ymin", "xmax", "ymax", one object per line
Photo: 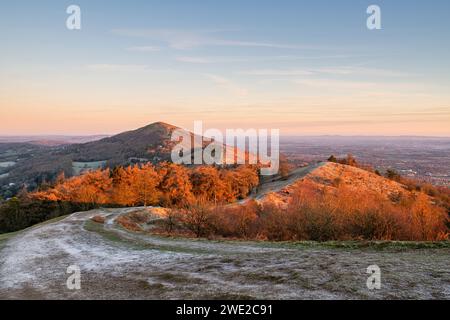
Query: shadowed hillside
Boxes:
[
  {"xmin": 1, "ymin": 122, "xmax": 199, "ymax": 197},
  {"xmin": 65, "ymin": 121, "xmax": 179, "ymax": 164},
  {"xmin": 1, "ymin": 121, "xmax": 260, "ymax": 198}
]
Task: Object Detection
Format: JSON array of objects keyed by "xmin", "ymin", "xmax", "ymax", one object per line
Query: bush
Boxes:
[
  {"xmin": 0, "ymin": 196, "xmax": 94, "ymax": 233},
  {"xmin": 169, "ymin": 182, "xmax": 448, "ymax": 241},
  {"xmin": 91, "ymin": 215, "xmax": 106, "ymax": 224},
  {"xmin": 180, "ymin": 200, "xmax": 213, "ymax": 238},
  {"xmin": 281, "ymin": 184, "xmax": 448, "ymax": 241},
  {"xmin": 209, "ymin": 201, "xmax": 259, "ymax": 239},
  {"xmin": 115, "ymin": 215, "xmax": 142, "ymax": 232}
]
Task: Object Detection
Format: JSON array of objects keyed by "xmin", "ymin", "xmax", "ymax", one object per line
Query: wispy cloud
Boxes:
[
  {"xmin": 112, "ymin": 28, "xmax": 319, "ymax": 50},
  {"xmin": 175, "ymin": 55, "xmax": 360, "ymax": 65},
  {"xmin": 113, "ymin": 28, "xmax": 208, "ymax": 49},
  {"xmin": 175, "ymin": 56, "xmax": 255, "ymax": 64},
  {"xmin": 239, "ymin": 66, "xmax": 411, "ymax": 78},
  {"xmin": 176, "ymin": 56, "xmax": 212, "ymax": 64},
  {"xmin": 240, "ymin": 69, "xmax": 313, "ymax": 76},
  {"xmin": 210, "ymin": 40, "xmax": 310, "ymax": 49},
  {"xmin": 294, "ymin": 79, "xmax": 376, "ymax": 89},
  {"xmin": 126, "ymin": 46, "xmax": 161, "ymax": 52},
  {"xmin": 205, "ymin": 74, "xmax": 248, "ymax": 96},
  {"xmin": 317, "ymin": 66, "xmax": 412, "ymax": 77},
  {"xmin": 85, "ymin": 64, "xmax": 176, "ymax": 74},
  {"xmin": 293, "ymin": 78, "xmax": 425, "ymax": 92},
  {"xmin": 86, "ymin": 64, "xmax": 150, "ymax": 72}
]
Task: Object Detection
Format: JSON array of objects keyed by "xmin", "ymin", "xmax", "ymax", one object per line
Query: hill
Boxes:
[
  {"xmin": 256, "ymin": 162, "xmax": 410, "ymax": 208},
  {"xmin": 1, "ymin": 122, "xmax": 181, "ymax": 197},
  {"xmin": 65, "ymin": 121, "xmax": 180, "ymax": 164},
  {"xmin": 0, "ymin": 135, "xmax": 108, "ymax": 146},
  {"xmin": 0, "ymin": 122, "xmax": 250, "ymax": 197}
]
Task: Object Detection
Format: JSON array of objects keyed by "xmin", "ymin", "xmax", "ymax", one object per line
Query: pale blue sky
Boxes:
[{"xmin": 0, "ymin": 0, "xmax": 449, "ymax": 136}]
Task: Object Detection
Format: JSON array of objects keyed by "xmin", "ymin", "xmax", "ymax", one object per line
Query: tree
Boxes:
[
  {"xmin": 0, "ymin": 197, "xmax": 22, "ymax": 232},
  {"xmin": 134, "ymin": 164, "xmax": 161, "ymax": 206},
  {"xmin": 157, "ymin": 162, "xmax": 194, "ymax": 206},
  {"xmin": 278, "ymin": 154, "xmax": 291, "ymax": 180},
  {"xmin": 190, "ymin": 166, "xmax": 226, "ymax": 204},
  {"xmin": 33, "ymin": 169, "xmax": 112, "ymax": 206},
  {"xmin": 182, "ymin": 200, "xmax": 212, "ymax": 238},
  {"xmin": 386, "ymin": 169, "xmax": 401, "ymax": 182},
  {"xmin": 112, "ymin": 164, "xmax": 160, "ymax": 206},
  {"xmin": 234, "ymin": 165, "xmax": 259, "ymax": 198},
  {"xmin": 72, "ymin": 169, "xmax": 112, "ymax": 206},
  {"xmin": 220, "ymin": 170, "xmax": 240, "ymax": 202},
  {"xmin": 343, "ymin": 154, "xmax": 357, "ymax": 167},
  {"xmin": 56, "ymin": 171, "xmax": 66, "ymax": 185},
  {"xmin": 327, "ymin": 155, "xmax": 337, "ymax": 163},
  {"xmin": 220, "ymin": 165, "xmax": 259, "ymax": 201},
  {"xmin": 111, "ymin": 167, "xmax": 135, "ymax": 206},
  {"xmin": 410, "ymin": 193, "xmax": 447, "ymax": 240}
]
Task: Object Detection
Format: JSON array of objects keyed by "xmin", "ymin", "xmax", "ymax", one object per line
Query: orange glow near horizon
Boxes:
[{"xmin": 1, "ymin": 84, "xmax": 449, "ymax": 136}]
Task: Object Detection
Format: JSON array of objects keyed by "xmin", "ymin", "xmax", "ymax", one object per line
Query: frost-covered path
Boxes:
[{"xmin": 0, "ymin": 208, "xmax": 449, "ymax": 299}]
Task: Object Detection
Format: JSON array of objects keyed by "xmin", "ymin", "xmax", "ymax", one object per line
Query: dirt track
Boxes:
[{"xmin": 0, "ymin": 208, "xmax": 449, "ymax": 299}]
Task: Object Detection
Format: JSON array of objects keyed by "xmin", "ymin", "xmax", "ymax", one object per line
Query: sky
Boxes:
[{"xmin": 0, "ymin": 0, "xmax": 449, "ymax": 136}]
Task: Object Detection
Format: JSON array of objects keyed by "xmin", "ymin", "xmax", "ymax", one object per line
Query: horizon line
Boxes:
[{"xmin": 1, "ymin": 134, "xmax": 450, "ymax": 139}]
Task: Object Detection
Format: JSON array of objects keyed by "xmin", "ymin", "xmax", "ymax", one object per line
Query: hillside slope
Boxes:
[
  {"xmin": 1, "ymin": 122, "xmax": 182, "ymax": 194},
  {"xmin": 65, "ymin": 121, "xmax": 179, "ymax": 164},
  {"xmin": 257, "ymin": 162, "xmax": 408, "ymax": 208},
  {"xmin": 1, "ymin": 122, "xmax": 202, "ymax": 194}
]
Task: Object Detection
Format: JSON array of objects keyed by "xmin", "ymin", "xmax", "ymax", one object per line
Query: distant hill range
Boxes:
[{"xmin": 0, "ymin": 135, "xmax": 109, "ymax": 146}]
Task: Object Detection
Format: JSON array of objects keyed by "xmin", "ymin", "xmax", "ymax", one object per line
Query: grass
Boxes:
[
  {"xmin": 33, "ymin": 214, "xmax": 70, "ymax": 227},
  {"xmin": 0, "ymin": 231, "xmax": 19, "ymax": 249},
  {"xmin": 248, "ymin": 240, "xmax": 450, "ymax": 251},
  {"xmin": 84, "ymin": 220, "xmax": 135, "ymax": 246},
  {"xmin": 84, "ymin": 220, "xmax": 214, "ymax": 254},
  {"xmin": 4, "ymin": 210, "xmax": 449, "ymax": 254},
  {"xmin": 72, "ymin": 160, "xmax": 106, "ymax": 175},
  {"xmin": 0, "ymin": 214, "xmax": 70, "ymax": 249},
  {"xmin": 87, "ymin": 216, "xmax": 450, "ymax": 255},
  {"xmin": 144, "ymin": 232, "xmax": 450, "ymax": 251}
]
